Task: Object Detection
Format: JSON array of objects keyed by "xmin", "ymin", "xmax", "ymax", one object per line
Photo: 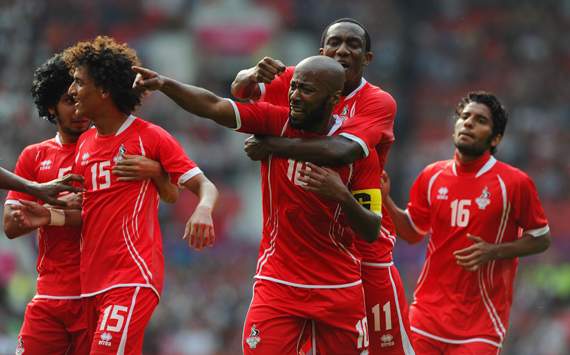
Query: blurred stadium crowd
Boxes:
[{"xmin": 0, "ymin": 0, "xmax": 568, "ymax": 354}]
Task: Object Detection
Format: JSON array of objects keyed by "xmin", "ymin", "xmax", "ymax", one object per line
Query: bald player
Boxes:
[{"xmin": 132, "ymin": 56, "xmax": 384, "ymax": 354}]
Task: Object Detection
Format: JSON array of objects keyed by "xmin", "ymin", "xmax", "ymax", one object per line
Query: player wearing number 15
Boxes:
[
  {"xmin": 382, "ymin": 91, "xmax": 551, "ymax": 354},
  {"xmin": 63, "ymin": 36, "xmax": 218, "ymax": 354}
]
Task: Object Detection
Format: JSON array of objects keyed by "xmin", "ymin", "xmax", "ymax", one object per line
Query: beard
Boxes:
[
  {"xmin": 289, "ymin": 102, "xmax": 330, "ymax": 131},
  {"xmin": 454, "ymin": 135, "xmax": 493, "ymax": 157}
]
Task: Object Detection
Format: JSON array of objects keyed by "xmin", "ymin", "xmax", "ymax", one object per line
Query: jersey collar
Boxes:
[
  {"xmin": 344, "ymin": 78, "xmax": 367, "ymax": 100},
  {"xmin": 115, "ymin": 115, "xmax": 136, "ymax": 136},
  {"xmin": 452, "ymin": 151, "xmax": 496, "ymax": 177}
]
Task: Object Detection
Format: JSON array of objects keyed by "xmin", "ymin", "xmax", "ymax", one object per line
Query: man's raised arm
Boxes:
[{"xmin": 132, "ymin": 66, "xmax": 237, "ymax": 129}]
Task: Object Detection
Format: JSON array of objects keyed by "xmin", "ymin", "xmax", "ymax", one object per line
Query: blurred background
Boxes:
[{"xmin": 0, "ymin": 0, "xmax": 569, "ymax": 354}]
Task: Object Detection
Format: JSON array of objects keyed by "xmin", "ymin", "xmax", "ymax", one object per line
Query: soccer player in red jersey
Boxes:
[
  {"xmin": 381, "ymin": 91, "xmax": 551, "ymax": 354},
  {"xmin": 132, "ymin": 55, "xmax": 383, "ymax": 354},
  {"xmin": 11, "ymin": 37, "xmax": 220, "ymax": 355},
  {"xmin": 232, "ymin": 18, "xmax": 414, "ymax": 355},
  {"xmin": 2, "ymin": 53, "xmax": 91, "ymax": 355}
]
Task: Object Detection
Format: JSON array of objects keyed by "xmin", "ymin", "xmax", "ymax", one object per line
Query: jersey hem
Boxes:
[
  {"xmin": 411, "ymin": 326, "xmax": 502, "ymax": 348},
  {"xmin": 404, "ymin": 209, "xmax": 428, "ymax": 235},
  {"xmin": 177, "ymin": 167, "xmax": 203, "ymax": 186},
  {"xmin": 254, "ymin": 275, "xmax": 362, "ymax": 289},
  {"xmin": 33, "ymin": 294, "xmax": 83, "ymax": 300},
  {"xmin": 81, "ymin": 283, "xmax": 160, "ymax": 300},
  {"xmin": 526, "ymin": 225, "xmax": 550, "ymax": 237},
  {"xmin": 226, "ymin": 98, "xmax": 241, "ymax": 130},
  {"xmin": 361, "ymin": 261, "xmax": 394, "ymax": 267}
]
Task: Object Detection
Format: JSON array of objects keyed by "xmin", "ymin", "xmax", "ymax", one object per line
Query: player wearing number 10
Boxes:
[
  {"xmin": 382, "ymin": 91, "xmax": 551, "ymax": 354},
  {"xmin": 63, "ymin": 36, "xmax": 218, "ymax": 354}
]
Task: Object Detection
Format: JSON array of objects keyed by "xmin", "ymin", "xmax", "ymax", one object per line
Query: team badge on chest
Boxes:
[
  {"xmin": 113, "ymin": 144, "xmax": 127, "ymax": 163},
  {"xmin": 476, "ymin": 186, "xmax": 491, "ymax": 210}
]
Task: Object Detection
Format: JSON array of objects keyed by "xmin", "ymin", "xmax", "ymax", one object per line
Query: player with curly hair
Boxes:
[
  {"xmin": 3, "ymin": 52, "xmax": 91, "ymax": 355},
  {"xmin": 12, "ymin": 36, "xmax": 219, "ymax": 354}
]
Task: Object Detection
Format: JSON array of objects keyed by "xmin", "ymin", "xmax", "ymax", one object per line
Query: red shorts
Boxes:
[
  {"xmin": 411, "ymin": 331, "xmax": 501, "ymax": 355},
  {"xmin": 242, "ymin": 279, "xmax": 368, "ymax": 354},
  {"xmin": 17, "ymin": 297, "xmax": 89, "ymax": 355},
  {"xmin": 361, "ymin": 263, "xmax": 414, "ymax": 355},
  {"xmin": 84, "ymin": 286, "xmax": 158, "ymax": 355}
]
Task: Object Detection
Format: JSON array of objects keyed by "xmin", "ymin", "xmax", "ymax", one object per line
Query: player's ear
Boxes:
[
  {"xmin": 99, "ymin": 88, "xmax": 109, "ymax": 99},
  {"xmin": 47, "ymin": 107, "xmax": 56, "ymax": 116},
  {"xmin": 330, "ymin": 90, "xmax": 342, "ymax": 106},
  {"xmin": 363, "ymin": 51, "xmax": 373, "ymax": 67},
  {"xmin": 490, "ymin": 133, "xmax": 502, "ymax": 149},
  {"xmin": 319, "ymin": 48, "xmax": 324, "ymax": 55}
]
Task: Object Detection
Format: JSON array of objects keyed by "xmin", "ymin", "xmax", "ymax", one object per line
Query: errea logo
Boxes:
[
  {"xmin": 39, "ymin": 159, "xmax": 52, "ymax": 170},
  {"xmin": 437, "ymin": 187, "xmax": 449, "ymax": 200},
  {"xmin": 98, "ymin": 332, "xmax": 112, "ymax": 347}
]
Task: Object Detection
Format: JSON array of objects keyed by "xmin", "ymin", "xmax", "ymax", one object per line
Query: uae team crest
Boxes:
[
  {"xmin": 246, "ymin": 324, "xmax": 261, "ymax": 349},
  {"xmin": 113, "ymin": 144, "xmax": 127, "ymax": 163},
  {"xmin": 476, "ymin": 186, "xmax": 491, "ymax": 210}
]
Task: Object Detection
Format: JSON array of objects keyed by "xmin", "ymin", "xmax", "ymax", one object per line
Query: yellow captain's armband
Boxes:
[{"xmin": 352, "ymin": 188, "xmax": 382, "ymax": 216}]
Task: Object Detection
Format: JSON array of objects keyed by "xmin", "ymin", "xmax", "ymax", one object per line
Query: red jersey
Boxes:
[
  {"xmin": 406, "ymin": 152, "xmax": 550, "ymax": 347},
  {"xmin": 229, "ymin": 100, "xmax": 382, "ymax": 288},
  {"xmin": 5, "ymin": 134, "xmax": 81, "ymax": 298},
  {"xmin": 259, "ymin": 67, "xmax": 397, "ymax": 263},
  {"xmin": 73, "ymin": 116, "xmax": 201, "ymax": 298}
]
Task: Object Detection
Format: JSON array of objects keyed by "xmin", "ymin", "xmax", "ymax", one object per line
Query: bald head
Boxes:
[{"xmin": 295, "ymin": 56, "xmax": 345, "ymax": 94}]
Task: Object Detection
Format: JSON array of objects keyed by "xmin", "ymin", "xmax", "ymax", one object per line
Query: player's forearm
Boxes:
[
  {"xmin": 0, "ymin": 167, "xmax": 34, "ymax": 194},
  {"xmin": 493, "ymin": 233, "xmax": 551, "ymax": 260},
  {"xmin": 3, "ymin": 207, "xmax": 36, "ymax": 239},
  {"xmin": 183, "ymin": 174, "xmax": 219, "ymax": 211},
  {"xmin": 338, "ymin": 189, "xmax": 380, "ymax": 243},
  {"xmin": 383, "ymin": 195, "xmax": 424, "ymax": 244},
  {"xmin": 151, "ymin": 173, "xmax": 179, "ymax": 204},
  {"xmin": 231, "ymin": 68, "xmax": 261, "ymax": 100},
  {"xmin": 160, "ymin": 78, "xmax": 237, "ymax": 128},
  {"xmin": 264, "ymin": 136, "xmax": 363, "ymax": 166}
]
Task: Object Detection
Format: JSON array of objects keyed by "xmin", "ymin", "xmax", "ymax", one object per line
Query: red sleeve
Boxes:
[
  {"xmin": 405, "ymin": 166, "xmax": 434, "ymax": 235},
  {"xmin": 147, "ymin": 125, "xmax": 200, "ymax": 186},
  {"xmin": 512, "ymin": 173, "xmax": 549, "ymax": 237},
  {"xmin": 6, "ymin": 146, "xmax": 38, "ymax": 203},
  {"xmin": 350, "ymin": 151, "xmax": 382, "ymax": 215},
  {"xmin": 337, "ymin": 90, "xmax": 396, "ymax": 157},
  {"xmin": 230, "ymin": 100, "xmax": 290, "ymax": 136},
  {"xmin": 259, "ymin": 66, "xmax": 294, "ymax": 107}
]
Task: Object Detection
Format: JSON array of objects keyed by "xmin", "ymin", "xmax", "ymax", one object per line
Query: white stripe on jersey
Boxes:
[
  {"xmin": 254, "ymin": 275, "xmax": 362, "ymax": 289},
  {"xmin": 388, "ymin": 266, "xmax": 415, "ymax": 355},
  {"xmin": 478, "ymin": 268, "xmax": 506, "ymax": 341},
  {"xmin": 117, "ymin": 286, "xmax": 140, "ymax": 355},
  {"xmin": 411, "ymin": 326, "xmax": 502, "ymax": 348},
  {"xmin": 427, "ymin": 169, "xmax": 445, "ymax": 206}
]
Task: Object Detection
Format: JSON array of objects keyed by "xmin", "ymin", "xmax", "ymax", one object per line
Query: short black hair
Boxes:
[
  {"xmin": 31, "ymin": 53, "xmax": 73, "ymax": 124},
  {"xmin": 320, "ymin": 18, "xmax": 371, "ymax": 52},
  {"xmin": 63, "ymin": 36, "xmax": 142, "ymax": 115},
  {"xmin": 455, "ymin": 91, "xmax": 509, "ymax": 154}
]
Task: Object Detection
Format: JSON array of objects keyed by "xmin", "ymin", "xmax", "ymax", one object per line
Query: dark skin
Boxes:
[
  {"xmin": 381, "ymin": 101, "xmax": 551, "ymax": 271},
  {"xmin": 132, "ymin": 55, "xmax": 380, "ymax": 242},
  {"xmin": 233, "ymin": 22, "xmax": 374, "ymax": 166}
]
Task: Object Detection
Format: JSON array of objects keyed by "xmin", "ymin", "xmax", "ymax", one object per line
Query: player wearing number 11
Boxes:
[{"xmin": 381, "ymin": 91, "xmax": 551, "ymax": 354}]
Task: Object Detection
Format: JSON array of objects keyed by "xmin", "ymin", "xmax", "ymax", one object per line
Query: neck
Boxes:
[
  {"xmin": 58, "ymin": 131, "xmax": 79, "ymax": 144},
  {"xmin": 93, "ymin": 108, "xmax": 129, "ymax": 136},
  {"xmin": 342, "ymin": 76, "xmax": 362, "ymax": 96},
  {"xmin": 456, "ymin": 149, "xmax": 490, "ymax": 164}
]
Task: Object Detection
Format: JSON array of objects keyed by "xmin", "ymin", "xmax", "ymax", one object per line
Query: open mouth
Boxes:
[{"xmin": 458, "ymin": 132, "xmax": 475, "ymax": 139}]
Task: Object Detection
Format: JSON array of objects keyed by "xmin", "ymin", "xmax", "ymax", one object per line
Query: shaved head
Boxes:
[{"xmin": 295, "ymin": 56, "xmax": 345, "ymax": 94}]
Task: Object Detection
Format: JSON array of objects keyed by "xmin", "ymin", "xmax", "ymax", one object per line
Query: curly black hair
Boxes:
[
  {"xmin": 454, "ymin": 91, "xmax": 509, "ymax": 154},
  {"xmin": 62, "ymin": 36, "xmax": 142, "ymax": 115},
  {"xmin": 320, "ymin": 18, "xmax": 371, "ymax": 52},
  {"xmin": 31, "ymin": 53, "xmax": 73, "ymax": 124}
]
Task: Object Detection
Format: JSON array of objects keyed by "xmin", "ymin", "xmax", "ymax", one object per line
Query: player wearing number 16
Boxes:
[{"xmin": 381, "ymin": 91, "xmax": 551, "ymax": 354}]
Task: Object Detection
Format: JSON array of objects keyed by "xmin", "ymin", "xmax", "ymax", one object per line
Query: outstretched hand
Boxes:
[
  {"xmin": 453, "ymin": 234, "xmax": 498, "ymax": 271},
  {"xmin": 31, "ymin": 174, "xmax": 84, "ymax": 207},
  {"xmin": 132, "ymin": 66, "xmax": 166, "ymax": 92}
]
